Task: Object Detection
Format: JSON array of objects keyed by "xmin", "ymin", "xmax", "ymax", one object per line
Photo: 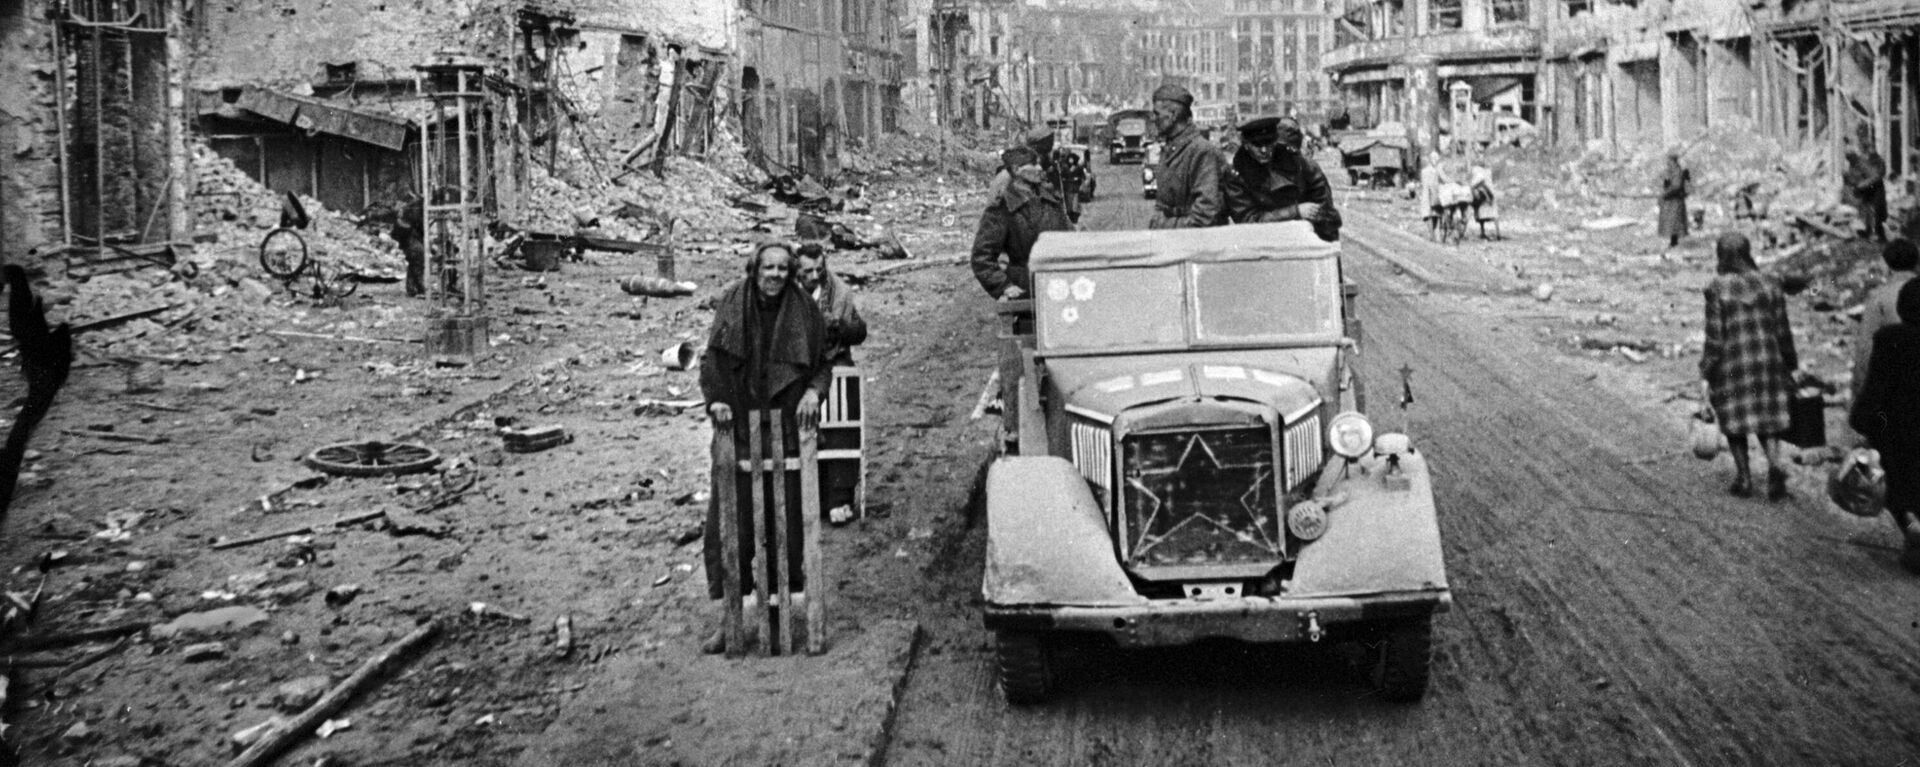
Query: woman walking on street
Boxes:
[
  {"xmin": 1700, "ymin": 232, "xmax": 1798, "ymax": 500},
  {"xmin": 1850, "ymin": 279, "xmax": 1920, "ymax": 571},
  {"xmin": 1659, "ymin": 150, "xmax": 1691, "ymax": 249}
]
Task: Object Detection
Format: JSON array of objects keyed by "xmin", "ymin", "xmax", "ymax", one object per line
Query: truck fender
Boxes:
[{"xmin": 983, "ymin": 456, "xmax": 1146, "ymax": 608}]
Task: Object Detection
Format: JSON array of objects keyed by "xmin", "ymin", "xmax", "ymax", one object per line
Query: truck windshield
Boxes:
[
  {"xmin": 1036, "ymin": 257, "xmax": 1340, "ymax": 352},
  {"xmin": 1117, "ymin": 119, "xmax": 1146, "ymax": 136}
]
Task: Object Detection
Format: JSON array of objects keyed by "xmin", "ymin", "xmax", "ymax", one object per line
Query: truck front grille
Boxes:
[{"xmin": 1121, "ymin": 426, "xmax": 1282, "ymax": 568}]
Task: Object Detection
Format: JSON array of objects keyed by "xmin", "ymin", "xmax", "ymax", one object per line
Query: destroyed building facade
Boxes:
[
  {"xmin": 1324, "ymin": 0, "xmax": 1918, "ymax": 193},
  {"xmin": 0, "ymin": 0, "xmax": 910, "ymax": 269}
]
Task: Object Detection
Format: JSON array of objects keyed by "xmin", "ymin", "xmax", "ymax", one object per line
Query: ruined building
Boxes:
[
  {"xmin": 1010, "ymin": 0, "xmax": 1138, "ymax": 122},
  {"xmin": 0, "ymin": 0, "xmax": 911, "ymax": 272},
  {"xmin": 1135, "ymin": 0, "xmax": 1233, "ymax": 124},
  {"xmin": 1325, "ymin": 0, "xmax": 1918, "ymax": 195},
  {"xmin": 1230, "ymin": 0, "xmax": 1339, "ymax": 122}
]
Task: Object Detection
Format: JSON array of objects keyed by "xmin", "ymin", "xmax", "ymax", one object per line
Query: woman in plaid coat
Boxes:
[{"xmin": 1700, "ymin": 232, "xmax": 1798, "ymax": 499}]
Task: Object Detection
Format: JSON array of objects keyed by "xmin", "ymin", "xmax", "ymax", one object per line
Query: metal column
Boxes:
[{"xmin": 416, "ymin": 54, "xmax": 493, "ymax": 365}]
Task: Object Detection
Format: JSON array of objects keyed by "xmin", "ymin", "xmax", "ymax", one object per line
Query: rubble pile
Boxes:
[
  {"xmin": 518, "ymin": 150, "xmax": 754, "ymax": 245},
  {"xmin": 187, "ymin": 142, "xmax": 405, "ymax": 280}
]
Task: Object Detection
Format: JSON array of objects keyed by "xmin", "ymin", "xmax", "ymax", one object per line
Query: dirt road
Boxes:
[{"xmin": 877, "ymin": 157, "xmax": 1920, "ymax": 765}]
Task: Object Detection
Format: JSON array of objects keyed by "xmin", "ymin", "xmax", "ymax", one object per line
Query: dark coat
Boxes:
[
  {"xmin": 813, "ymin": 270, "xmax": 867, "ymax": 367},
  {"xmin": 1851, "ymin": 324, "xmax": 1920, "ymax": 455},
  {"xmin": 1658, "ymin": 162, "xmax": 1690, "ymax": 239},
  {"xmin": 1700, "ymin": 271, "xmax": 1796, "ymax": 436},
  {"xmin": 971, "ymin": 182, "xmax": 1072, "ymax": 299},
  {"xmin": 700, "ymin": 277, "xmax": 831, "ymax": 600},
  {"xmin": 1223, "ymin": 146, "xmax": 1342, "ymax": 241},
  {"xmin": 1147, "ymin": 122, "xmax": 1226, "ymax": 229}
]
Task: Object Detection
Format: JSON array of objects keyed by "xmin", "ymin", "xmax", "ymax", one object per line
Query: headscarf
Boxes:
[
  {"xmin": 1714, "ymin": 232, "xmax": 1757, "ymax": 275},
  {"xmin": 707, "ymin": 241, "xmax": 824, "ymax": 398}
]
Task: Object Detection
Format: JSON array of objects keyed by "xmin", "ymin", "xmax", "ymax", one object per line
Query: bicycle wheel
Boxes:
[
  {"xmin": 312, "ymin": 261, "xmax": 360, "ymax": 300},
  {"xmin": 259, "ymin": 228, "xmax": 310, "ymax": 278}
]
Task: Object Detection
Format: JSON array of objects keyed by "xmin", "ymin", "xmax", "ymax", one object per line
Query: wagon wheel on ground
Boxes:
[
  {"xmin": 259, "ymin": 227, "xmax": 310, "ymax": 279},
  {"xmin": 1366, "ymin": 615, "xmax": 1432, "ymax": 703},
  {"xmin": 994, "ymin": 631, "xmax": 1055, "ymax": 704},
  {"xmin": 304, "ymin": 440, "xmax": 442, "ymax": 477}
]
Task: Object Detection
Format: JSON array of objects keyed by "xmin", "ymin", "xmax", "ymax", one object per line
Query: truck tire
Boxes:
[
  {"xmin": 995, "ymin": 631, "xmax": 1054, "ymax": 704},
  {"xmin": 1369, "ymin": 616, "xmax": 1432, "ymax": 703}
]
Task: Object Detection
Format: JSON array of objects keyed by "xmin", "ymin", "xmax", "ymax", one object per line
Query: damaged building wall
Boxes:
[
  {"xmin": 1, "ymin": 0, "xmax": 190, "ymax": 276},
  {"xmin": 1329, "ymin": 0, "xmax": 1918, "ymax": 208},
  {"xmin": 0, "ymin": 0, "xmax": 64, "ymax": 263},
  {"xmin": 739, "ymin": 0, "xmax": 903, "ymax": 178}
]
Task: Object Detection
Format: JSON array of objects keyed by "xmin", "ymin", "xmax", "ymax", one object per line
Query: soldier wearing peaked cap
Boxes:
[
  {"xmin": 1146, "ymin": 84, "xmax": 1226, "ymax": 229},
  {"xmin": 1222, "ymin": 115, "xmax": 1342, "ymax": 241}
]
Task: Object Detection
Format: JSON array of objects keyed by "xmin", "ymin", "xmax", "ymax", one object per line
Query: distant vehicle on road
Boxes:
[
  {"xmin": 1108, "ymin": 109, "xmax": 1155, "ymax": 164},
  {"xmin": 982, "ymin": 221, "xmax": 1452, "ymax": 705}
]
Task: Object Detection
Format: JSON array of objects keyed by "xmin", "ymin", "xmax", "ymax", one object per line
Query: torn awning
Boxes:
[{"xmin": 234, "ymin": 87, "xmax": 412, "ymax": 151}]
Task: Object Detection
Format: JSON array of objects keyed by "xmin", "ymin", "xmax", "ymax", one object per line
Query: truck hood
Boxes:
[{"xmin": 1049, "ymin": 349, "xmax": 1335, "ymax": 427}]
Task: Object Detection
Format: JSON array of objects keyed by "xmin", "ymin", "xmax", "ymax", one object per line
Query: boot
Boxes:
[
  {"xmin": 1766, "ymin": 467, "xmax": 1788, "ymax": 502},
  {"xmin": 1729, "ymin": 473, "xmax": 1753, "ymax": 498}
]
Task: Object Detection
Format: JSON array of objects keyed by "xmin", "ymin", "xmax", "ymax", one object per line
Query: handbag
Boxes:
[
  {"xmin": 1689, "ymin": 406, "xmax": 1722, "ymax": 460},
  {"xmin": 1826, "ymin": 448, "xmax": 1887, "ymax": 518},
  {"xmin": 1784, "ymin": 378, "xmax": 1828, "ymax": 449}
]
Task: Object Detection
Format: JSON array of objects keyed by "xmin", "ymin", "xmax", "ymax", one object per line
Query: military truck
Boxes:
[
  {"xmin": 1108, "ymin": 109, "xmax": 1154, "ymax": 164},
  {"xmin": 981, "ymin": 221, "xmax": 1451, "ymax": 704}
]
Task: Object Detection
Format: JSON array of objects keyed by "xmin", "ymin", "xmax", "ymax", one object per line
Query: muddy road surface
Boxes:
[{"xmin": 877, "ymin": 157, "xmax": 1920, "ymax": 766}]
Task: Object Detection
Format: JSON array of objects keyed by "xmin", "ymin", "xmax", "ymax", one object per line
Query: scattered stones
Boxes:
[
  {"xmin": 181, "ymin": 641, "xmax": 230, "ymax": 662},
  {"xmin": 151, "ymin": 605, "xmax": 270, "ymax": 640},
  {"xmin": 273, "ymin": 676, "xmax": 333, "ymax": 712},
  {"xmin": 324, "ymin": 584, "xmax": 364, "ymax": 607}
]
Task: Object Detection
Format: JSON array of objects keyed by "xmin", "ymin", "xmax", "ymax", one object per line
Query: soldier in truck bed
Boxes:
[{"xmin": 1221, "ymin": 115, "xmax": 1341, "ymax": 242}]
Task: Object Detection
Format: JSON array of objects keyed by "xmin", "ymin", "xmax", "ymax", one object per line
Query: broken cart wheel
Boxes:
[{"xmin": 303, "ymin": 441, "xmax": 442, "ymax": 477}]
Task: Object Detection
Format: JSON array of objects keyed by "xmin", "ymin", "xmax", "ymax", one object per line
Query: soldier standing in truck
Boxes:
[{"xmin": 1144, "ymin": 84, "xmax": 1225, "ymax": 229}]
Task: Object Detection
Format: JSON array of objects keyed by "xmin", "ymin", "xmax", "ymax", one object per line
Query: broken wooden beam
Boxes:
[{"xmin": 225, "ymin": 619, "xmax": 440, "ymax": 767}]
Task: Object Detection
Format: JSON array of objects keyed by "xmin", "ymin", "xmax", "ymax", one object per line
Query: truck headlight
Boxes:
[
  {"xmin": 1286, "ymin": 499, "xmax": 1328, "ymax": 541},
  {"xmin": 1142, "ymin": 169, "xmax": 1155, "ymax": 182},
  {"xmin": 1327, "ymin": 411, "xmax": 1373, "ymax": 459}
]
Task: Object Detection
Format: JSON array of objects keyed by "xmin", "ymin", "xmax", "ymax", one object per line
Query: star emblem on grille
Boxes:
[{"xmin": 1126, "ymin": 431, "xmax": 1278, "ymax": 562}]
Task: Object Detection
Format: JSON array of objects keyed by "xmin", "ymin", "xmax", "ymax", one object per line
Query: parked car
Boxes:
[
  {"xmin": 1140, "ymin": 142, "xmax": 1162, "ymax": 199},
  {"xmin": 982, "ymin": 221, "xmax": 1452, "ymax": 704}
]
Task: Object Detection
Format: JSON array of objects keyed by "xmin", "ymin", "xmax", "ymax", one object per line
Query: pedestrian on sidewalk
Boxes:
[
  {"xmin": 1849, "ymin": 278, "xmax": 1920, "ymax": 572},
  {"xmin": 698, "ymin": 241, "xmax": 832, "ymax": 654},
  {"xmin": 1417, "ymin": 151, "xmax": 1450, "ymax": 239},
  {"xmin": 1852, "ymin": 238, "xmax": 1916, "ymax": 403},
  {"xmin": 1700, "ymin": 232, "xmax": 1798, "ymax": 501},
  {"xmin": 1659, "ymin": 150, "xmax": 1691, "ymax": 249},
  {"xmin": 1144, "ymin": 84, "xmax": 1225, "ymax": 229}
]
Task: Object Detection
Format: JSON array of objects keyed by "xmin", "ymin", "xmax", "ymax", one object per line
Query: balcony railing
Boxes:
[{"xmin": 1321, "ymin": 26, "xmax": 1542, "ymax": 72}]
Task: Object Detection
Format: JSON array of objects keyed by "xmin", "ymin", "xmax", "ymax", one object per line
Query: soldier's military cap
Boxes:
[
  {"xmin": 1001, "ymin": 145, "xmax": 1039, "ymax": 169},
  {"xmin": 1238, "ymin": 116, "xmax": 1282, "ymax": 144},
  {"xmin": 1151, "ymin": 83, "xmax": 1193, "ymax": 108}
]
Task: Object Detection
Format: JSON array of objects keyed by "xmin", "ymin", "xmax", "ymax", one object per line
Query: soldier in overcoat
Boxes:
[{"xmin": 1144, "ymin": 84, "xmax": 1225, "ymax": 229}]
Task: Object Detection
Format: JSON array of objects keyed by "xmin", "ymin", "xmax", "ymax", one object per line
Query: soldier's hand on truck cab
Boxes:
[
  {"xmin": 1299, "ymin": 202, "xmax": 1324, "ymax": 221},
  {"xmin": 707, "ymin": 402, "xmax": 732, "ymax": 425},
  {"xmin": 1002, "ymin": 285, "xmax": 1027, "ymax": 300}
]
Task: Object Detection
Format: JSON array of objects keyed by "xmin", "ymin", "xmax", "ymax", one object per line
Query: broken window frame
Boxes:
[
  {"xmin": 1428, "ymin": 0, "xmax": 1463, "ymax": 32},
  {"xmin": 56, "ymin": 0, "xmax": 175, "ymax": 252},
  {"xmin": 1488, "ymin": 0, "xmax": 1527, "ymax": 27}
]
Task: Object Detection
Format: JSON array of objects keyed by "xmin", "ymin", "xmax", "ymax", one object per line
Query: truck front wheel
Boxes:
[
  {"xmin": 994, "ymin": 631, "xmax": 1054, "ymax": 704},
  {"xmin": 1367, "ymin": 616, "xmax": 1433, "ymax": 703}
]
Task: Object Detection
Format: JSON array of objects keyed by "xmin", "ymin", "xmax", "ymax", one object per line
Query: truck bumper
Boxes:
[{"xmin": 984, "ymin": 590, "xmax": 1450, "ymax": 647}]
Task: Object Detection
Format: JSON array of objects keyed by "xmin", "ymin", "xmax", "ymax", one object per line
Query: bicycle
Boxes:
[{"xmin": 258, "ymin": 226, "xmax": 360, "ymax": 303}]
